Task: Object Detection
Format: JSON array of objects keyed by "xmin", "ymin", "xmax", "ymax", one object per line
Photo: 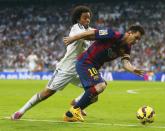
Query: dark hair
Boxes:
[
  {"xmin": 71, "ymin": 5, "xmax": 92, "ymax": 24},
  {"xmin": 127, "ymin": 25, "xmax": 145, "ymax": 35}
]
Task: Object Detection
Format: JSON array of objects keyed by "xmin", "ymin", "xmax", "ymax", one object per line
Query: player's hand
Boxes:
[
  {"xmin": 63, "ymin": 37, "xmax": 73, "ymax": 45},
  {"xmin": 133, "ymin": 69, "xmax": 145, "ymax": 77}
]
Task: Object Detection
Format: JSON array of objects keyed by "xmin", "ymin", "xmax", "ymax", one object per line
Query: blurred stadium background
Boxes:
[
  {"xmin": 0, "ymin": 0, "xmax": 164, "ymax": 81},
  {"xmin": 0, "ymin": 1, "xmax": 165, "ymax": 131}
]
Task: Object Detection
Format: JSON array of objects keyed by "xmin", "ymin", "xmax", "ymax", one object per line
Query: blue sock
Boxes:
[{"xmin": 74, "ymin": 87, "xmax": 97, "ymax": 110}]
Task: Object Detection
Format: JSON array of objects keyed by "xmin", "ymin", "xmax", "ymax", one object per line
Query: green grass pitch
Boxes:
[{"xmin": 0, "ymin": 80, "xmax": 165, "ymax": 131}]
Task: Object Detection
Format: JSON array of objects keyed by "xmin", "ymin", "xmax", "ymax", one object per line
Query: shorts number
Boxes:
[{"xmin": 88, "ymin": 68, "xmax": 98, "ymax": 77}]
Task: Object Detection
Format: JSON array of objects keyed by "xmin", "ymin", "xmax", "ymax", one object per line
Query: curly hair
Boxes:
[{"xmin": 71, "ymin": 5, "xmax": 92, "ymax": 25}]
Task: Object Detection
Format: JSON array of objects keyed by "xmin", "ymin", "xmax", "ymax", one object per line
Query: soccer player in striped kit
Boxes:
[{"xmin": 63, "ymin": 25, "xmax": 145, "ymax": 122}]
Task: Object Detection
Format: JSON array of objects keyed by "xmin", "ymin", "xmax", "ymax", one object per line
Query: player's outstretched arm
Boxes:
[
  {"xmin": 63, "ymin": 30, "xmax": 96, "ymax": 45},
  {"xmin": 121, "ymin": 57, "xmax": 145, "ymax": 77}
]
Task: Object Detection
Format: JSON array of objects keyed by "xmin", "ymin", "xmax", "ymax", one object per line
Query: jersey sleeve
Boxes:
[
  {"xmin": 69, "ymin": 24, "xmax": 85, "ymax": 37},
  {"xmin": 69, "ymin": 25, "xmax": 79, "ymax": 37},
  {"xmin": 95, "ymin": 29, "xmax": 116, "ymax": 40}
]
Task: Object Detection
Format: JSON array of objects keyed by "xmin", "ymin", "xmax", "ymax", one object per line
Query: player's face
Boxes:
[
  {"xmin": 125, "ymin": 31, "xmax": 142, "ymax": 45},
  {"xmin": 79, "ymin": 12, "xmax": 91, "ymax": 29}
]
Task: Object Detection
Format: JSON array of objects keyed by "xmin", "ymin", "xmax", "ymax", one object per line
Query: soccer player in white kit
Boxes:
[{"xmin": 11, "ymin": 5, "xmax": 97, "ymax": 120}]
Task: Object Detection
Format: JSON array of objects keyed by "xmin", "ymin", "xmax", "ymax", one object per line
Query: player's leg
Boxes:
[
  {"xmin": 11, "ymin": 69, "xmax": 73, "ymax": 120},
  {"xmin": 74, "ymin": 82, "xmax": 106, "ymax": 110},
  {"xmin": 70, "ymin": 77, "xmax": 99, "ymax": 116},
  {"xmin": 11, "ymin": 88, "xmax": 55, "ymax": 120},
  {"xmin": 70, "ymin": 92, "xmax": 87, "ymax": 116},
  {"xmin": 70, "ymin": 78, "xmax": 87, "ymax": 116},
  {"xmin": 64, "ymin": 63, "xmax": 106, "ymax": 122},
  {"xmin": 70, "ymin": 92, "xmax": 98, "ymax": 116},
  {"xmin": 64, "ymin": 82, "xmax": 106, "ymax": 122}
]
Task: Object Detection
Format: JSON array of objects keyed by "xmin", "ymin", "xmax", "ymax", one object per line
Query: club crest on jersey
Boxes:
[{"xmin": 99, "ymin": 30, "xmax": 108, "ymax": 35}]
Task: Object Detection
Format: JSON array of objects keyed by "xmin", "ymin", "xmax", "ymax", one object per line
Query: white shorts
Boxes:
[{"xmin": 47, "ymin": 69, "xmax": 81, "ymax": 91}]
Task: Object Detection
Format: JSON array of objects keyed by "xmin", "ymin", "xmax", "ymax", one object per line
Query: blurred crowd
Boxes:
[{"xmin": 0, "ymin": 1, "xmax": 165, "ymax": 72}]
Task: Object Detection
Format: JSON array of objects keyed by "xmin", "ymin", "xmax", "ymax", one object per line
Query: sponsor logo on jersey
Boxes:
[{"xmin": 99, "ymin": 30, "xmax": 108, "ymax": 35}]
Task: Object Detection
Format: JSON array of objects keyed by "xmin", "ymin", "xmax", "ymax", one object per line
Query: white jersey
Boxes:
[
  {"xmin": 56, "ymin": 23, "xmax": 91, "ymax": 74},
  {"xmin": 47, "ymin": 24, "xmax": 92, "ymax": 91}
]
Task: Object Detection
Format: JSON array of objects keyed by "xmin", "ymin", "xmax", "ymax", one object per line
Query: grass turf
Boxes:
[{"xmin": 0, "ymin": 80, "xmax": 165, "ymax": 131}]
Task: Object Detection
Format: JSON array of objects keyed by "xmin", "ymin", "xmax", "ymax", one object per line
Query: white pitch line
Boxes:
[
  {"xmin": 2, "ymin": 116, "xmax": 165, "ymax": 129},
  {"xmin": 127, "ymin": 90, "xmax": 138, "ymax": 94}
]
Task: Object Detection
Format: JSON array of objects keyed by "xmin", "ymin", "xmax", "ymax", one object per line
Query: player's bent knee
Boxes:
[{"xmin": 95, "ymin": 82, "xmax": 107, "ymax": 94}]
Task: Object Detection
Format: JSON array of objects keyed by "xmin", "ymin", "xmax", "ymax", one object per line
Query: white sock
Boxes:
[
  {"xmin": 19, "ymin": 93, "xmax": 42, "ymax": 114},
  {"xmin": 74, "ymin": 92, "xmax": 85, "ymax": 103}
]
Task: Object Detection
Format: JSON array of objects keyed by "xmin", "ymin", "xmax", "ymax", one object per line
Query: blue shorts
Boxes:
[{"xmin": 76, "ymin": 61, "xmax": 104, "ymax": 90}]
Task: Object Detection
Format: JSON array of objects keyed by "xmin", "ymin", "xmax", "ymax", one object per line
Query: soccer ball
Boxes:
[{"xmin": 136, "ymin": 106, "xmax": 155, "ymax": 125}]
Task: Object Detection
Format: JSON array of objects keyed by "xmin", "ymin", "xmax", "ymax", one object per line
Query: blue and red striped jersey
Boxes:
[{"xmin": 77, "ymin": 29, "xmax": 131, "ymax": 69}]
